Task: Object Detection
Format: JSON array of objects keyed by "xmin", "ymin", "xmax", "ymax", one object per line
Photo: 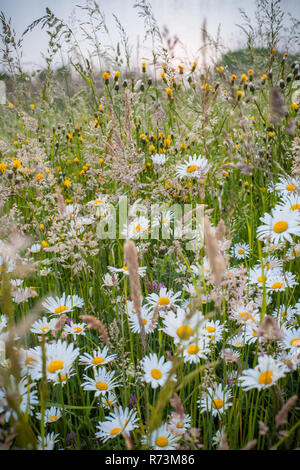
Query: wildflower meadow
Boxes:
[{"xmin": 0, "ymin": 0, "xmax": 299, "ymax": 452}]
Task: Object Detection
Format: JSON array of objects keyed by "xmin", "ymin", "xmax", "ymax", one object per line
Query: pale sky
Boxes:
[{"xmin": 0, "ymin": 0, "xmax": 299, "ymax": 70}]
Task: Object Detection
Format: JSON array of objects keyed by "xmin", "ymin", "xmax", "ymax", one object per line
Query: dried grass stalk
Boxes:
[{"xmin": 124, "ymin": 240, "xmax": 146, "ymax": 348}]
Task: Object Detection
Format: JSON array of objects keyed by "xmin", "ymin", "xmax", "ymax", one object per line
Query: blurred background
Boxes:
[{"xmin": 0, "ymin": 0, "xmax": 299, "ymax": 71}]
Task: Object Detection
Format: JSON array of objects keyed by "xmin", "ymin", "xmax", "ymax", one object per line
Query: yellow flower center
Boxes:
[
  {"xmin": 135, "ymin": 225, "xmax": 141, "ymax": 232},
  {"xmin": 290, "ymin": 338, "xmax": 300, "ymax": 347},
  {"xmin": 55, "ymin": 305, "xmax": 68, "ymax": 314},
  {"xmin": 92, "ymin": 357, "xmax": 104, "ymax": 365},
  {"xmin": 155, "ymin": 436, "xmax": 169, "ymax": 447},
  {"xmin": 205, "ymin": 326, "xmax": 215, "ymax": 333},
  {"xmin": 96, "ymin": 381, "xmax": 108, "ymax": 391},
  {"xmin": 110, "ymin": 427, "xmax": 122, "ymax": 436},
  {"xmin": 158, "ymin": 297, "xmax": 170, "ymax": 306},
  {"xmin": 122, "ymin": 266, "xmax": 128, "ymax": 271},
  {"xmin": 74, "ymin": 326, "xmax": 82, "ymax": 333},
  {"xmin": 273, "ymin": 221, "xmax": 288, "ymax": 233},
  {"xmin": 48, "ymin": 360, "xmax": 64, "ymax": 373},
  {"xmin": 291, "ymin": 204, "xmax": 300, "ymax": 211},
  {"xmin": 176, "ymin": 421, "xmax": 184, "ymax": 428},
  {"xmin": 104, "ymin": 400, "xmax": 112, "ymax": 406},
  {"xmin": 238, "ymin": 248, "xmax": 245, "ymax": 254},
  {"xmin": 258, "ymin": 370, "xmax": 273, "ymax": 385},
  {"xmin": 94, "ymin": 200, "xmax": 104, "ymax": 205},
  {"xmin": 25, "ymin": 357, "xmax": 37, "ymax": 366},
  {"xmin": 142, "ymin": 318, "xmax": 147, "ymax": 325},
  {"xmin": 271, "ymin": 282, "xmax": 283, "ymax": 290},
  {"xmin": 286, "ymin": 184, "xmax": 296, "ymax": 192},
  {"xmin": 187, "ymin": 344, "xmax": 199, "ymax": 355},
  {"xmin": 151, "ymin": 369, "xmax": 162, "ymax": 380},
  {"xmin": 41, "ymin": 326, "xmax": 49, "ymax": 333},
  {"xmin": 48, "ymin": 415, "xmax": 58, "ymax": 422},
  {"xmin": 177, "ymin": 325, "xmax": 194, "ymax": 340},
  {"xmin": 257, "ymin": 276, "xmax": 266, "ymax": 283},
  {"xmin": 212, "ymin": 399, "xmax": 224, "ymax": 409},
  {"xmin": 187, "ymin": 164, "xmax": 198, "ymax": 173},
  {"xmin": 57, "ymin": 374, "xmax": 67, "ymax": 382}
]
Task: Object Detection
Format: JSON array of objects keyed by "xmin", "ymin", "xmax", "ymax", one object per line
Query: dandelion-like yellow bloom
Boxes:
[
  {"xmin": 102, "ymin": 72, "xmax": 110, "ymax": 80},
  {"xmin": 291, "ymin": 102, "xmax": 298, "ymax": 111},
  {"xmin": 0, "ymin": 162, "xmax": 7, "ymax": 173},
  {"xmin": 13, "ymin": 159, "xmax": 22, "ymax": 169}
]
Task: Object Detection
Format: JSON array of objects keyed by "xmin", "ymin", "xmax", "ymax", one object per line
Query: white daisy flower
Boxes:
[
  {"xmin": 121, "ymin": 216, "xmax": 150, "ymax": 239},
  {"xmin": 142, "ymin": 353, "xmax": 174, "ymax": 389},
  {"xmin": 63, "ymin": 321, "xmax": 86, "ymax": 339},
  {"xmin": 272, "ymin": 304, "xmax": 298, "ymax": 326},
  {"xmin": 278, "ymin": 192, "xmax": 300, "ymax": 213},
  {"xmin": 201, "ymin": 319, "xmax": 224, "ymax": 343},
  {"xmin": 142, "ymin": 423, "xmax": 180, "ymax": 450},
  {"xmin": 231, "ymin": 243, "xmax": 250, "ymax": 259},
  {"xmin": 151, "ymin": 153, "xmax": 166, "ymax": 166},
  {"xmin": 95, "ymin": 407, "xmax": 139, "ymax": 442},
  {"xmin": 108, "ymin": 265, "xmax": 147, "ymax": 278},
  {"xmin": 100, "ymin": 392, "xmax": 118, "ymax": 408},
  {"xmin": 190, "ymin": 257, "xmax": 212, "ymax": 278},
  {"xmin": 82, "ymin": 369, "xmax": 120, "ymax": 397},
  {"xmin": 37, "ymin": 432, "xmax": 60, "ymax": 450},
  {"xmin": 168, "ymin": 413, "xmax": 191, "ymax": 434},
  {"xmin": 198, "ymin": 384, "xmax": 232, "ymax": 417},
  {"xmin": 265, "ymin": 271, "xmax": 298, "ymax": 293},
  {"xmin": 151, "ymin": 209, "xmax": 174, "ymax": 238},
  {"xmin": 127, "ymin": 303, "xmax": 155, "ymax": 334},
  {"xmin": 30, "ymin": 316, "xmax": 57, "ymax": 335},
  {"xmin": 280, "ymin": 327, "xmax": 300, "ymax": 350},
  {"xmin": 244, "ymin": 323, "xmax": 261, "ymax": 344},
  {"xmin": 212, "ymin": 427, "xmax": 226, "ymax": 447},
  {"xmin": 182, "ymin": 338, "xmax": 209, "ymax": 363},
  {"xmin": 274, "ymin": 176, "xmax": 299, "ymax": 196},
  {"xmin": 257, "ymin": 207, "xmax": 300, "ymax": 244},
  {"xmin": 36, "ymin": 406, "xmax": 62, "ymax": 424},
  {"xmin": 42, "ymin": 293, "xmax": 84, "ymax": 316},
  {"xmin": 230, "ymin": 303, "xmax": 260, "ymax": 325},
  {"xmin": 176, "ymin": 154, "xmax": 210, "ymax": 179},
  {"xmin": 161, "ymin": 307, "xmax": 203, "ymax": 345},
  {"xmin": 227, "ymin": 333, "xmax": 246, "ymax": 348},
  {"xmin": 79, "ymin": 346, "xmax": 117, "ymax": 369},
  {"xmin": 28, "ymin": 340, "xmax": 79, "ymax": 383},
  {"xmin": 102, "ymin": 272, "xmax": 118, "ymax": 287},
  {"xmin": 1, "ymin": 376, "xmax": 38, "ymax": 422},
  {"xmin": 239, "ymin": 355, "xmax": 288, "ymax": 391},
  {"xmin": 145, "ymin": 287, "xmax": 181, "ymax": 311}
]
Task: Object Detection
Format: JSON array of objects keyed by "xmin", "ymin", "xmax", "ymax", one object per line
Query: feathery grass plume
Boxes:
[
  {"xmin": 124, "ymin": 88, "xmax": 132, "ymax": 144},
  {"xmin": 124, "ymin": 240, "xmax": 146, "ymax": 348},
  {"xmin": 269, "ymin": 86, "xmax": 287, "ymax": 126},
  {"xmin": 275, "ymin": 395, "xmax": 298, "ymax": 429},
  {"xmin": 81, "ymin": 314, "xmax": 111, "ymax": 345},
  {"xmin": 52, "ymin": 313, "xmax": 68, "ymax": 338},
  {"xmin": 218, "ymin": 434, "xmax": 229, "ymax": 450},
  {"xmin": 242, "ymin": 439, "xmax": 258, "ymax": 450},
  {"xmin": 204, "ymin": 215, "xmax": 226, "ymax": 285},
  {"xmin": 258, "ymin": 421, "xmax": 269, "ymax": 436},
  {"xmin": 257, "ymin": 315, "xmax": 284, "ymax": 341},
  {"xmin": 170, "ymin": 392, "xmax": 185, "ymax": 419},
  {"xmin": 149, "ymin": 303, "xmax": 160, "ymax": 331},
  {"xmin": 56, "ymin": 187, "xmax": 66, "ymax": 216},
  {"xmin": 215, "ymin": 218, "xmax": 226, "ymax": 242}
]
